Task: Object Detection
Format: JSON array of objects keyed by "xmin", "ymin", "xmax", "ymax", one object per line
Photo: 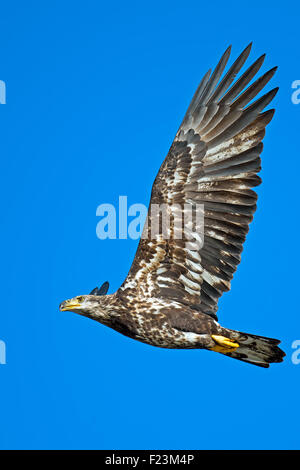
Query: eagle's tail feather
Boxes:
[{"xmin": 220, "ymin": 329, "xmax": 285, "ymax": 368}]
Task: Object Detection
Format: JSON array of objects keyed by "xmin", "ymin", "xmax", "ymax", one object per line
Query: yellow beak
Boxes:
[{"xmin": 59, "ymin": 299, "xmax": 82, "ymax": 311}]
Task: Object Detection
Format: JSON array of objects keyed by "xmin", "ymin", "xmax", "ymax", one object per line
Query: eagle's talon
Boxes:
[{"xmin": 211, "ymin": 335, "xmax": 239, "ymax": 350}]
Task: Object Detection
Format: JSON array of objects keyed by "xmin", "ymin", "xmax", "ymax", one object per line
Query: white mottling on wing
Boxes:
[
  {"xmin": 179, "ymin": 274, "xmax": 200, "ymax": 292},
  {"xmin": 202, "ymin": 270, "xmax": 220, "ymax": 287}
]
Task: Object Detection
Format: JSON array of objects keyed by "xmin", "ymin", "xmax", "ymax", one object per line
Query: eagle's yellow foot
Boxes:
[{"xmin": 211, "ymin": 335, "xmax": 239, "ymax": 353}]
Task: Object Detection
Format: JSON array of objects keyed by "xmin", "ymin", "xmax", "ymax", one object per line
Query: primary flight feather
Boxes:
[{"xmin": 60, "ymin": 44, "xmax": 285, "ymax": 367}]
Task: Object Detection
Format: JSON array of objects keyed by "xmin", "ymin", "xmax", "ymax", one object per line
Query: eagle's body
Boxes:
[
  {"xmin": 89, "ymin": 292, "xmax": 221, "ymax": 349},
  {"xmin": 60, "ymin": 44, "xmax": 285, "ymax": 367}
]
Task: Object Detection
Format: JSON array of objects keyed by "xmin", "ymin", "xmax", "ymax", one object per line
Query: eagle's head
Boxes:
[
  {"xmin": 59, "ymin": 294, "xmax": 112, "ymax": 322},
  {"xmin": 59, "ymin": 282, "xmax": 112, "ymax": 322}
]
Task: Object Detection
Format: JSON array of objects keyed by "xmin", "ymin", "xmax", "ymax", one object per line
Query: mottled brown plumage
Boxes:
[{"xmin": 60, "ymin": 44, "xmax": 285, "ymax": 367}]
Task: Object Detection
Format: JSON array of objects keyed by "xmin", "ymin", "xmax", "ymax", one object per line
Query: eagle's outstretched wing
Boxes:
[{"xmin": 120, "ymin": 44, "xmax": 277, "ymax": 320}]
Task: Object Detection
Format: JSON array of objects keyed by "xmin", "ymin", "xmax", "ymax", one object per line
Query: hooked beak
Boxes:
[{"xmin": 59, "ymin": 298, "xmax": 82, "ymax": 311}]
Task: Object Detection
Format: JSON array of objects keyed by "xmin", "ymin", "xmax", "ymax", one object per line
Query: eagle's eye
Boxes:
[{"xmin": 77, "ymin": 296, "xmax": 84, "ymax": 303}]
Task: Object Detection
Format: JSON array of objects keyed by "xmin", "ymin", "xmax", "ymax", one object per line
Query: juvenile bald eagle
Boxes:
[{"xmin": 60, "ymin": 44, "xmax": 285, "ymax": 367}]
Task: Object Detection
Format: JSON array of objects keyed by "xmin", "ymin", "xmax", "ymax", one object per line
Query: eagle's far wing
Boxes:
[{"xmin": 119, "ymin": 44, "xmax": 277, "ymax": 320}]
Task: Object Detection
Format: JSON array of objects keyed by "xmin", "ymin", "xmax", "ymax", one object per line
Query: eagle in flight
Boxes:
[{"xmin": 60, "ymin": 44, "xmax": 285, "ymax": 367}]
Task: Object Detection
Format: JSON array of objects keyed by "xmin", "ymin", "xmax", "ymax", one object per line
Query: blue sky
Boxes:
[{"xmin": 0, "ymin": 0, "xmax": 299, "ymax": 450}]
